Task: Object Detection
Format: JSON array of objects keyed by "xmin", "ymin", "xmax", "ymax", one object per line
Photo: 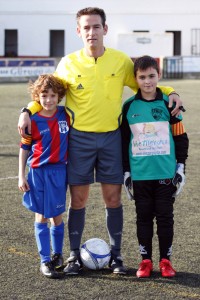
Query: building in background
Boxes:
[{"xmin": 0, "ymin": 0, "xmax": 200, "ymax": 80}]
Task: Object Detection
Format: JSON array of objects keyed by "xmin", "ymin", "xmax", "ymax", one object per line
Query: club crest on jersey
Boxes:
[
  {"xmin": 58, "ymin": 121, "xmax": 69, "ymax": 134},
  {"xmin": 152, "ymin": 108, "xmax": 162, "ymax": 120}
]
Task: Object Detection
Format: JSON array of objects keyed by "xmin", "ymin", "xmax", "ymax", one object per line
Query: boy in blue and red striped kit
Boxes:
[{"xmin": 18, "ymin": 74, "xmax": 70, "ymax": 278}]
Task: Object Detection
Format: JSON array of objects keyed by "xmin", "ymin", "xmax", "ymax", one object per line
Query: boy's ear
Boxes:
[{"xmin": 158, "ymin": 71, "xmax": 162, "ymax": 80}]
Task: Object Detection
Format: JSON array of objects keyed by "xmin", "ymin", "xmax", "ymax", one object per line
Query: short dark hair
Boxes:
[
  {"xmin": 134, "ymin": 55, "xmax": 159, "ymax": 77},
  {"xmin": 76, "ymin": 7, "xmax": 106, "ymax": 27}
]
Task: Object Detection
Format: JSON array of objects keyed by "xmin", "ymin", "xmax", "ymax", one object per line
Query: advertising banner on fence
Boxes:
[{"xmin": 0, "ymin": 59, "xmax": 55, "ymax": 78}]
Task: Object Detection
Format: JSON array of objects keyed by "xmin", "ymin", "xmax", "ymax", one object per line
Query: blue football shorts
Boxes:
[
  {"xmin": 68, "ymin": 127, "xmax": 123, "ymax": 185},
  {"xmin": 23, "ymin": 164, "xmax": 67, "ymax": 218}
]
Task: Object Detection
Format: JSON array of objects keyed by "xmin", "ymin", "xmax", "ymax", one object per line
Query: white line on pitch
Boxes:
[{"xmin": 0, "ymin": 176, "xmax": 18, "ymax": 181}]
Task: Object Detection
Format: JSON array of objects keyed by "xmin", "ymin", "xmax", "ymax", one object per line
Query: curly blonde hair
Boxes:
[{"xmin": 28, "ymin": 74, "xmax": 66, "ymax": 103}]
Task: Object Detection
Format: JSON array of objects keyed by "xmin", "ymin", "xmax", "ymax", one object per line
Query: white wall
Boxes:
[
  {"xmin": 117, "ymin": 33, "xmax": 173, "ymax": 57},
  {"xmin": 1, "ymin": 0, "xmax": 200, "ymax": 14},
  {"xmin": 0, "ymin": 0, "xmax": 200, "ymax": 56}
]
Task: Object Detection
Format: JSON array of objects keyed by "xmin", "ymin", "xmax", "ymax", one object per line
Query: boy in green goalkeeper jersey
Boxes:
[{"xmin": 121, "ymin": 55, "xmax": 189, "ymax": 278}]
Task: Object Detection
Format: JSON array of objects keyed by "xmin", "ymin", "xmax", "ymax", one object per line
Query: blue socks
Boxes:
[
  {"xmin": 50, "ymin": 222, "xmax": 64, "ymax": 255},
  {"xmin": 34, "ymin": 222, "xmax": 51, "ymax": 263},
  {"xmin": 34, "ymin": 221, "xmax": 64, "ymax": 263}
]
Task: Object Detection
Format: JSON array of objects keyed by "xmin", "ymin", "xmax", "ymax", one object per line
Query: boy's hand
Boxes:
[
  {"xmin": 18, "ymin": 177, "xmax": 30, "ymax": 192},
  {"xmin": 18, "ymin": 112, "xmax": 31, "ymax": 138},
  {"xmin": 172, "ymin": 163, "xmax": 186, "ymax": 197},
  {"xmin": 124, "ymin": 172, "xmax": 134, "ymax": 200},
  {"xmin": 168, "ymin": 93, "xmax": 185, "ymax": 117}
]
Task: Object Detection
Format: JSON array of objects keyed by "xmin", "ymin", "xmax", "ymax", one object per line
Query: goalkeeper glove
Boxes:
[
  {"xmin": 172, "ymin": 163, "xmax": 186, "ymax": 197},
  {"xmin": 124, "ymin": 172, "xmax": 134, "ymax": 200}
]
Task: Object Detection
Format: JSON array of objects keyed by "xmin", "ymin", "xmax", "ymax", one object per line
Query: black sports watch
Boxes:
[{"xmin": 20, "ymin": 107, "xmax": 32, "ymax": 116}]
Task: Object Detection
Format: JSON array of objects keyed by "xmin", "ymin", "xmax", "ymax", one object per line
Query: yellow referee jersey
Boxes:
[
  {"xmin": 55, "ymin": 48, "xmax": 137, "ymax": 132},
  {"xmin": 28, "ymin": 48, "xmax": 174, "ymax": 132}
]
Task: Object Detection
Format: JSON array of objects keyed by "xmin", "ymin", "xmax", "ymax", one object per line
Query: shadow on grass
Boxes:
[{"xmin": 59, "ymin": 267, "xmax": 200, "ymax": 288}]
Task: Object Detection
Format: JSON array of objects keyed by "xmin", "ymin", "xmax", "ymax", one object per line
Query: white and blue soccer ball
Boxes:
[{"xmin": 80, "ymin": 238, "xmax": 111, "ymax": 270}]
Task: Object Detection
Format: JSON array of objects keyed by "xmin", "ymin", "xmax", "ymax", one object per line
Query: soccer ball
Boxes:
[{"xmin": 80, "ymin": 238, "xmax": 111, "ymax": 270}]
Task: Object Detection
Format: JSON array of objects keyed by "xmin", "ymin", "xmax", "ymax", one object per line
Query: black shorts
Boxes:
[{"xmin": 133, "ymin": 179, "xmax": 176, "ymax": 238}]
